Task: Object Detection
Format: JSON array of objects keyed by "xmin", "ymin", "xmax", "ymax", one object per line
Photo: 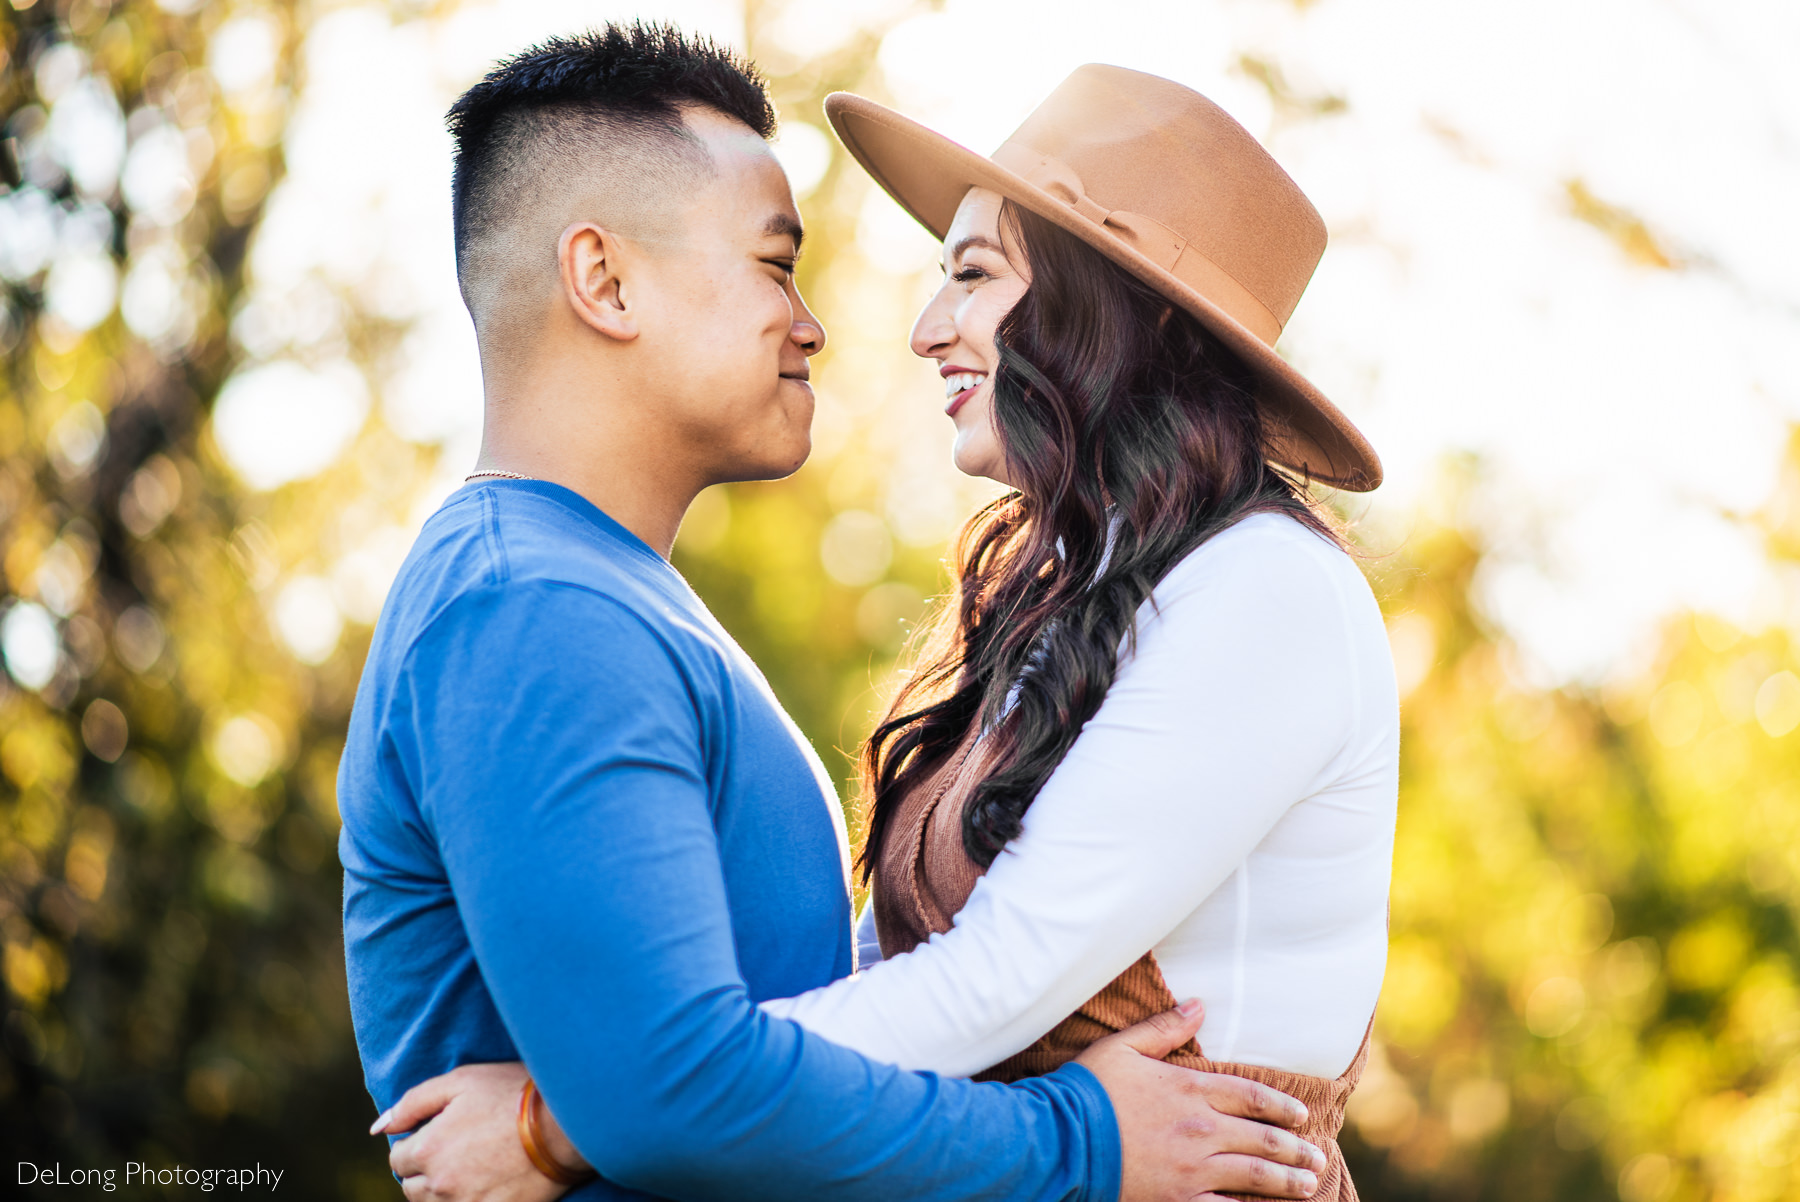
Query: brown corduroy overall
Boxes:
[{"xmin": 872, "ymin": 731, "xmax": 1371, "ymax": 1202}]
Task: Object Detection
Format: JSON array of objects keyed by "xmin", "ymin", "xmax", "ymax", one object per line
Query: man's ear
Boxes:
[{"xmin": 559, "ymin": 222, "xmax": 639, "ymax": 343}]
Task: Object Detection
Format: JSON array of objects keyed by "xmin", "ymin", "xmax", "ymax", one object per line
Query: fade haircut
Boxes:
[{"xmin": 445, "ymin": 22, "xmax": 777, "ymax": 325}]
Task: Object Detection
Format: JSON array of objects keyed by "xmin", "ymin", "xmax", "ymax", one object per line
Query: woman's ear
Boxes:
[{"xmin": 559, "ymin": 221, "xmax": 639, "ymax": 342}]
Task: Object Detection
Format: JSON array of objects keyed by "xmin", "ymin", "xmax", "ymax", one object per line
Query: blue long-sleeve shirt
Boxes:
[{"xmin": 339, "ymin": 479, "xmax": 1122, "ymax": 1201}]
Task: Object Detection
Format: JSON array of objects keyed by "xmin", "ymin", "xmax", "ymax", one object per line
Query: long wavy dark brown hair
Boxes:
[{"xmin": 859, "ymin": 201, "xmax": 1344, "ymax": 875}]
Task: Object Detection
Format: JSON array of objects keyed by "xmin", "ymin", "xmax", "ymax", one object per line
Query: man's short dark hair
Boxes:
[{"xmin": 446, "ymin": 22, "xmax": 776, "ymax": 308}]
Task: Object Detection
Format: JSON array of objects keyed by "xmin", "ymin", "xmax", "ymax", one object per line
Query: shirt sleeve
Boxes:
[
  {"xmin": 762, "ymin": 527, "xmax": 1359, "ymax": 1077},
  {"xmin": 854, "ymin": 894, "xmax": 884, "ymax": 970},
  {"xmin": 400, "ymin": 581, "xmax": 1119, "ymax": 1202}
]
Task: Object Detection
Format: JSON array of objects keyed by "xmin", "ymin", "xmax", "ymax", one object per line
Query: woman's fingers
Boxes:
[
  {"xmin": 377, "ymin": 1062, "xmax": 564, "ymax": 1202},
  {"xmin": 390, "ymin": 1130, "xmax": 429, "ymax": 1180},
  {"xmin": 1102, "ymin": 998, "xmax": 1205, "ymax": 1059},
  {"xmin": 375, "ymin": 1074, "xmax": 459, "ymax": 1136},
  {"xmin": 376, "ymin": 1062, "xmax": 533, "ymax": 1138}
]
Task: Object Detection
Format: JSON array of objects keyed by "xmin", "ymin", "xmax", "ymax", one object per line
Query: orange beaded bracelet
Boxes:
[{"xmin": 517, "ymin": 1076, "xmax": 596, "ymax": 1187}]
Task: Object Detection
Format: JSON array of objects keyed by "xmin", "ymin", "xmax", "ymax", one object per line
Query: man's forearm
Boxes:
[{"xmin": 453, "ymin": 807, "xmax": 1120, "ymax": 1201}]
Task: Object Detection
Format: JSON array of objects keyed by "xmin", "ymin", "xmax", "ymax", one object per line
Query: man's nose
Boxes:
[
  {"xmin": 790, "ymin": 285, "xmax": 827, "ymax": 356},
  {"xmin": 791, "ymin": 317, "xmax": 825, "ymax": 356}
]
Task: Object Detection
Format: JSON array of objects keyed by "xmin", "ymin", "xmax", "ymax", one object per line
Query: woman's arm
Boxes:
[{"xmin": 762, "ymin": 521, "xmax": 1365, "ymax": 1076}]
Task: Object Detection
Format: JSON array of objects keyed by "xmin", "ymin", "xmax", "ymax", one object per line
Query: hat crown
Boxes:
[{"xmin": 1001, "ymin": 64, "xmax": 1325, "ymax": 328}]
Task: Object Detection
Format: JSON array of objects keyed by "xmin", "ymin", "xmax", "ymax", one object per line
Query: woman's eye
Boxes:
[{"xmin": 951, "ymin": 266, "xmax": 987, "ymax": 284}]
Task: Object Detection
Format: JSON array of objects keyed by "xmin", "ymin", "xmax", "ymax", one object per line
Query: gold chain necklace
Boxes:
[{"xmin": 464, "ymin": 469, "xmax": 535, "ymax": 482}]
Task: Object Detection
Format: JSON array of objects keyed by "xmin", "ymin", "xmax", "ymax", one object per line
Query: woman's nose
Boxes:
[{"xmin": 910, "ymin": 285, "xmax": 956, "ymax": 360}]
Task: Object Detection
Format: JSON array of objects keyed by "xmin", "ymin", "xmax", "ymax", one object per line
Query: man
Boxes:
[{"xmin": 339, "ymin": 23, "xmax": 1322, "ymax": 1201}]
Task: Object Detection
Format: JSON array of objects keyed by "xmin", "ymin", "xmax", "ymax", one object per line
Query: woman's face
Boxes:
[{"xmin": 910, "ymin": 187, "xmax": 1030, "ymax": 488}]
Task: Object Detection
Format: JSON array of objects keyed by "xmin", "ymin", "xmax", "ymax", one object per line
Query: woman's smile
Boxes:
[{"xmin": 941, "ymin": 365, "xmax": 988, "ymax": 417}]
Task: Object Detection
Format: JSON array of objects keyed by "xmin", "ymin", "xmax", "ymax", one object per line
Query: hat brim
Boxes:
[{"xmin": 824, "ymin": 92, "xmax": 1382, "ymax": 493}]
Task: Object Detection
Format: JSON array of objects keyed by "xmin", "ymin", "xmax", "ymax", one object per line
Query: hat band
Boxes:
[{"xmin": 991, "ymin": 144, "xmax": 1285, "ymax": 346}]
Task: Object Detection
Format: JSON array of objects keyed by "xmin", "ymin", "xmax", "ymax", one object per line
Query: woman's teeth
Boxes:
[{"xmin": 944, "ymin": 372, "xmax": 987, "ymax": 399}]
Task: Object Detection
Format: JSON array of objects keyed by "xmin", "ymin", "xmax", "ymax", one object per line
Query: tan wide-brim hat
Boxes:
[{"xmin": 824, "ymin": 65, "xmax": 1381, "ymax": 492}]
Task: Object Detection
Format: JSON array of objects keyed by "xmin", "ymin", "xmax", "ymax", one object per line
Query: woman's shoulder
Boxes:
[
  {"xmin": 1136, "ymin": 511, "xmax": 1395, "ymax": 716},
  {"xmin": 1156, "ymin": 509, "xmax": 1367, "ymax": 605}
]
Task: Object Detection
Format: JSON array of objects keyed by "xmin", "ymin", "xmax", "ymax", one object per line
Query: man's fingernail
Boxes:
[
  {"xmin": 1177, "ymin": 997, "xmax": 1202, "ymax": 1017},
  {"xmin": 1299, "ymin": 1170, "xmax": 1318, "ymax": 1194},
  {"xmin": 1293, "ymin": 1103, "xmax": 1310, "ymax": 1124},
  {"xmin": 370, "ymin": 1109, "xmax": 392, "ymax": 1135}
]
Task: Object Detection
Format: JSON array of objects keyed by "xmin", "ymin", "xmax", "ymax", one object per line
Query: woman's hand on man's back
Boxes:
[{"xmin": 377, "ymin": 1062, "xmax": 577, "ymax": 1202}]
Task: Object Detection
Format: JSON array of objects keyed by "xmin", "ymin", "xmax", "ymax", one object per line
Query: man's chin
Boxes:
[
  {"xmin": 758, "ymin": 437, "xmax": 812, "ymax": 481},
  {"xmin": 712, "ymin": 437, "xmax": 812, "ymax": 485}
]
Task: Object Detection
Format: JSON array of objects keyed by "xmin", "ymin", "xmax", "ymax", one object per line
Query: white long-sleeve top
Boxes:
[{"xmin": 763, "ymin": 512, "xmax": 1399, "ymax": 1079}]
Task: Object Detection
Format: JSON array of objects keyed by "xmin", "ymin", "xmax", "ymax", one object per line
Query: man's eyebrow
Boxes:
[{"xmin": 762, "ymin": 213, "xmax": 804, "ymax": 252}]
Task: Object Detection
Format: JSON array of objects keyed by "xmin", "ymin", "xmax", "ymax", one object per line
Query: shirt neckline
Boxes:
[{"xmin": 456, "ymin": 477, "xmax": 670, "ymax": 572}]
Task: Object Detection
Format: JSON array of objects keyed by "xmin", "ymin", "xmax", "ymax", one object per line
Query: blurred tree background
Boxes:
[
  {"xmin": 1, "ymin": 1, "xmax": 1796, "ymax": 1200},
  {"xmin": 0, "ymin": 0, "xmax": 402, "ymax": 1195},
  {"xmin": 1337, "ymin": 455, "xmax": 1800, "ymax": 1201}
]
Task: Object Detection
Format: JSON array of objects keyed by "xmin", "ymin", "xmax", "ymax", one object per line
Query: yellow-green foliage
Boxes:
[{"xmin": 1345, "ymin": 488, "xmax": 1800, "ymax": 1200}]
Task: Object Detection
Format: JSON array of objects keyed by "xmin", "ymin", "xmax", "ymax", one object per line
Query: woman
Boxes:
[{"xmin": 382, "ymin": 64, "xmax": 1397, "ymax": 1200}]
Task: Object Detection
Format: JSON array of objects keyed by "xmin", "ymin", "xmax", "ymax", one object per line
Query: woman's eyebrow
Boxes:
[
  {"xmin": 941, "ymin": 233, "xmax": 1005, "ymax": 273},
  {"xmin": 951, "ymin": 234, "xmax": 1003, "ymax": 260}
]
